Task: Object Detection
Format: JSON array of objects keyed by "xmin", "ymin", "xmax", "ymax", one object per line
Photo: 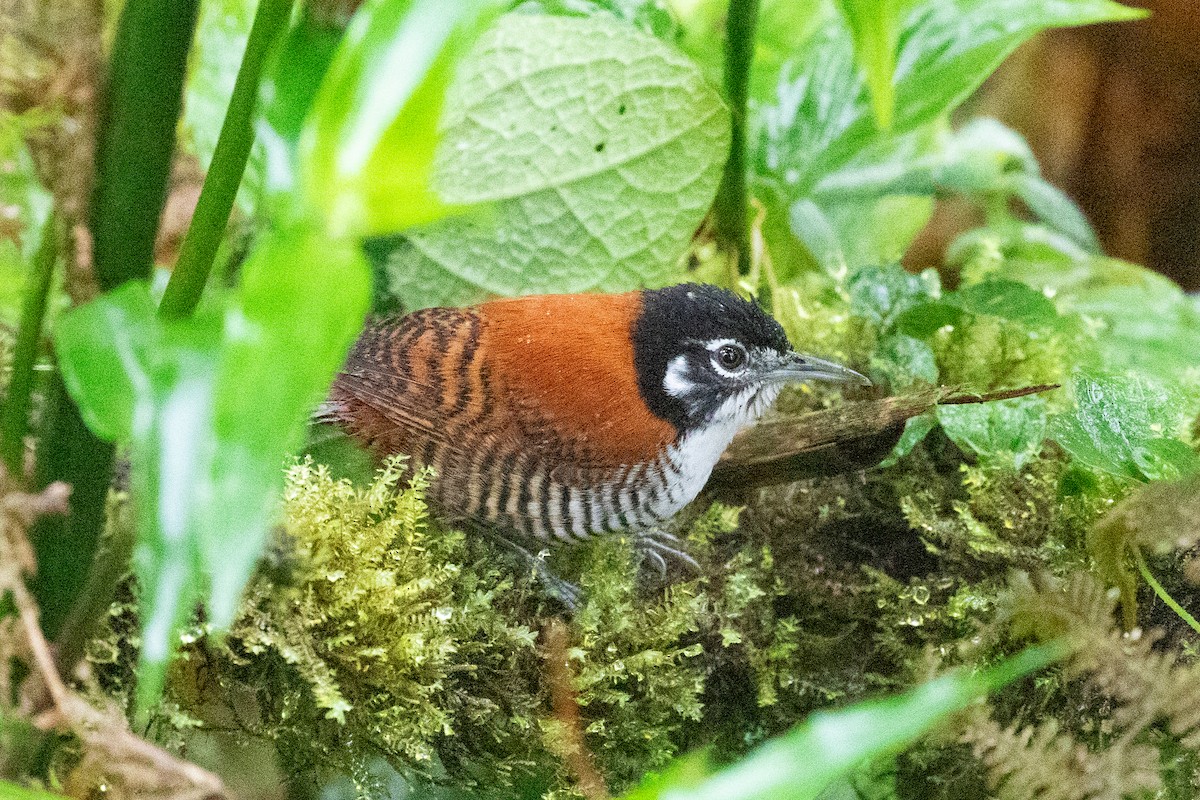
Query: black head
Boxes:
[{"xmin": 631, "ymin": 283, "xmax": 868, "ymax": 433}]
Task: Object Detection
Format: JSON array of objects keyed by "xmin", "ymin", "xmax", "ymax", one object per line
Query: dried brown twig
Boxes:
[
  {"xmin": 706, "ymin": 384, "xmax": 1060, "ymax": 501},
  {"xmin": 0, "ymin": 465, "xmax": 228, "ymax": 800},
  {"xmin": 541, "ymin": 618, "xmax": 610, "ymax": 800}
]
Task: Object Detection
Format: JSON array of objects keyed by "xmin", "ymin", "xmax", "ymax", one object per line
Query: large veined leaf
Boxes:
[
  {"xmin": 937, "ymin": 394, "xmax": 1048, "ymax": 470},
  {"xmin": 515, "ymin": 0, "xmax": 682, "ymax": 39},
  {"xmin": 378, "ymin": 13, "xmax": 730, "ymax": 309}
]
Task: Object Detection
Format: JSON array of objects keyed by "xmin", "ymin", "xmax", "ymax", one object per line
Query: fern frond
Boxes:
[{"xmin": 966, "ymin": 716, "xmax": 1160, "ymax": 800}]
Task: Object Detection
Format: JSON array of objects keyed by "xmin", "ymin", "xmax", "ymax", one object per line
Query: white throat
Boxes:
[{"xmin": 649, "ymin": 384, "xmax": 784, "ymax": 523}]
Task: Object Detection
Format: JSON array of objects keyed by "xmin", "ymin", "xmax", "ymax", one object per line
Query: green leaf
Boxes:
[
  {"xmin": 937, "ymin": 394, "xmax": 1048, "ymax": 469},
  {"xmin": 848, "ymin": 264, "xmax": 939, "ymax": 331},
  {"xmin": 821, "ymin": 193, "xmax": 933, "ymax": 271},
  {"xmin": 870, "ymin": 333, "xmax": 937, "ymax": 389},
  {"xmin": 1006, "ymin": 171, "xmax": 1100, "ymax": 254},
  {"xmin": 811, "ymin": 119, "xmax": 1035, "ymax": 200},
  {"xmin": 378, "ymin": 13, "xmax": 730, "ymax": 308},
  {"xmin": 952, "ymin": 279, "xmax": 1058, "ymax": 329},
  {"xmin": 622, "ymin": 644, "xmax": 1063, "ymax": 800},
  {"xmin": 205, "ymin": 228, "xmax": 370, "ymax": 621},
  {"xmin": 884, "ymin": 0, "xmax": 1143, "ymax": 150},
  {"xmin": 52, "ymin": 281, "xmax": 157, "ymax": 442},
  {"xmin": 0, "ymin": 135, "xmax": 54, "ymax": 326},
  {"xmin": 54, "ymin": 225, "xmax": 370, "ymax": 709},
  {"xmin": 758, "ymin": 0, "xmax": 1141, "ymax": 269},
  {"xmin": 1133, "ymin": 438, "xmax": 1200, "ymax": 483},
  {"xmin": 787, "ymin": 199, "xmax": 847, "ymax": 278},
  {"xmin": 895, "ymin": 301, "xmax": 963, "ymax": 338},
  {"xmin": 0, "ymin": 780, "xmax": 73, "ymax": 800},
  {"xmin": 1067, "ymin": 278, "xmax": 1200, "ymax": 381},
  {"xmin": 1048, "ymin": 374, "xmax": 1199, "ymax": 483},
  {"xmin": 1001, "ymin": 251, "xmax": 1200, "ymax": 379},
  {"xmin": 513, "ymin": 0, "xmax": 681, "ymax": 39},
  {"xmin": 879, "ymin": 413, "xmax": 937, "ymax": 467},
  {"xmin": 761, "ymin": 0, "xmax": 1142, "ymax": 198},
  {"xmin": 834, "ymin": 0, "xmax": 900, "ymax": 130},
  {"xmin": 256, "ymin": 6, "xmax": 344, "ymax": 201},
  {"xmin": 301, "ymin": 0, "xmax": 499, "ymax": 235}
]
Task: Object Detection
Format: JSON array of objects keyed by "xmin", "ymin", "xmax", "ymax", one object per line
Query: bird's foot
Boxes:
[{"xmin": 633, "ymin": 529, "xmax": 701, "ymax": 584}]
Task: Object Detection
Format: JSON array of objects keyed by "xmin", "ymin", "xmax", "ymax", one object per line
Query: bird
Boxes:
[{"xmin": 318, "ymin": 283, "xmax": 869, "ymax": 596}]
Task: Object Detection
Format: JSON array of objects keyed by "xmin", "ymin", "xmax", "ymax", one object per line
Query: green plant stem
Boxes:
[
  {"xmin": 1, "ymin": 214, "xmax": 57, "ymax": 477},
  {"xmin": 159, "ymin": 0, "xmax": 295, "ymax": 319},
  {"xmin": 32, "ymin": 0, "xmax": 199, "ymax": 642},
  {"xmin": 1133, "ymin": 547, "xmax": 1200, "ymax": 635},
  {"xmin": 712, "ymin": 0, "xmax": 761, "ymax": 277}
]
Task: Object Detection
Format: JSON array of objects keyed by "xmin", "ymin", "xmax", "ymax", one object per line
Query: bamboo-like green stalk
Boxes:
[
  {"xmin": 712, "ymin": 0, "xmax": 762, "ymax": 277},
  {"xmin": 159, "ymin": 0, "xmax": 295, "ymax": 319},
  {"xmin": 32, "ymin": 0, "xmax": 199, "ymax": 640},
  {"xmin": 1, "ymin": 214, "xmax": 57, "ymax": 476}
]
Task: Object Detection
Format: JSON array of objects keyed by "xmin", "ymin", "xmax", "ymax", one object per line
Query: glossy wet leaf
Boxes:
[
  {"xmin": 886, "ymin": 0, "xmax": 1142, "ymax": 145},
  {"xmin": 301, "ymin": 0, "xmax": 498, "ymax": 235},
  {"xmin": 758, "ymin": 0, "xmax": 1140, "ymax": 270},
  {"xmin": 378, "ymin": 13, "xmax": 730, "ymax": 308},
  {"xmin": 848, "ymin": 264, "xmax": 940, "ymax": 331},
  {"xmin": 1048, "ymin": 374, "xmax": 1199, "ymax": 483},
  {"xmin": 937, "ymin": 394, "xmax": 1048, "ymax": 470},
  {"xmin": 54, "ymin": 226, "xmax": 370, "ymax": 707},
  {"xmin": 760, "ymin": 0, "xmax": 1141, "ymax": 197},
  {"xmin": 870, "ymin": 333, "xmax": 937, "ymax": 389},
  {"xmin": 622, "ymin": 644, "xmax": 1062, "ymax": 800}
]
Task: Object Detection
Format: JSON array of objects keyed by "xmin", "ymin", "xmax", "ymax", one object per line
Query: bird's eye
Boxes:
[{"xmin": 715, "ymin": 344, "xmax": 747, "ymax": 371}]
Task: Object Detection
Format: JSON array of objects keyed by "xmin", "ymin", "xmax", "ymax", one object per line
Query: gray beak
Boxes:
[{"xmin": 767, "ymin": 351, "xmax": 872, "ymax": 386}]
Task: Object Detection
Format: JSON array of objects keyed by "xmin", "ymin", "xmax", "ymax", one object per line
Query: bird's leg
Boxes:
[{"xmin": 471, "ymin": 525, "xmax": 582, "ymax": 610}]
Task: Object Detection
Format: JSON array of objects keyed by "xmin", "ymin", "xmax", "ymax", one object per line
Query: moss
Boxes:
[
  {"xmin": 74, "ymin": 257, "xmax": 1200, "ymax": 799},
  {"xmin": 221, "ymin": 459, "xmax": 545, "ymax": 787},
  {"xmin": 167, "ymin": 461, "xmax": 744, "ymax": 795}
]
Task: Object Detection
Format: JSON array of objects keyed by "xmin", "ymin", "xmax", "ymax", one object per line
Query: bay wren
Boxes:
[{"xmin": 320, "ymin": 283, "xmax": 868, "ymax": 579}]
